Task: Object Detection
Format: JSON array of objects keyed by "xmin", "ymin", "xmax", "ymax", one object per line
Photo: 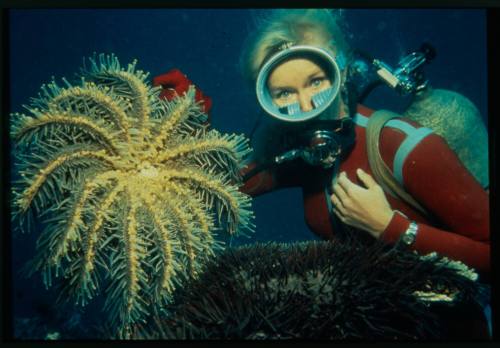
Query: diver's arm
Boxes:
[
  {"xmin": 239, "ymin": 158, "xmax": 305, "ymax": 197},
  {"xmin": 380, "ymin": 132, "xmax": 490, "ymax": 277},
  {"xmin": 239, "ymin": 160, "xmax": 278, "ymax": 197}
]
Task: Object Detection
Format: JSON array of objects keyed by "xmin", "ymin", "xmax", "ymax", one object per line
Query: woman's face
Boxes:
[{"xmin": 267, "ymin": 57, "xmax": 332, "ymax": 112}]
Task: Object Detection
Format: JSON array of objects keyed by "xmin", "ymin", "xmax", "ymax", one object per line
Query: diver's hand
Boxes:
[
  {"xmin": 330, "ymin": 169, "xmax": 394, "ymax": 239},
  {"xmin": 153, "ymin": 68, "xmax": 213, "ymax": 114}
]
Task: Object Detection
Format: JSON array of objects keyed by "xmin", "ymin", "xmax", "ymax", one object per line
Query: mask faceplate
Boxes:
[{"xmin": 256, "ymin": 45, "xmax": 343, "ymax": 123}]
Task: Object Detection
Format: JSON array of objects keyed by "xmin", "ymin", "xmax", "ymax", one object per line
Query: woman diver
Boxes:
[{"xmin": 153, "ymin": 10, "xmax": 490, "ymax": 283}]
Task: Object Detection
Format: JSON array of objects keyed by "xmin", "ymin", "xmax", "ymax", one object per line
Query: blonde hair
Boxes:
[{"xmin": 240, "ymin": 9, "xmax": 352, "ymax": 84}]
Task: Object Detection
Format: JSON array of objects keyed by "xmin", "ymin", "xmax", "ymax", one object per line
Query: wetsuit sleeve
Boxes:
[
  {"xmin": 239, "ymin": 159, "xmax": 304, "ymax": 197},
  {"xmin": 380, "ymin": 133, "xmax": 490, "ymax": 277},
  {"xmin": 239, "ymin": 161, "xmax": 277, "ymax": 196}
]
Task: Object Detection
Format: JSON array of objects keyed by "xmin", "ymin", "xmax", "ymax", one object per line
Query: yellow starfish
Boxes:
[{"xmin": 11, "ymin": 53, "xmax": 254, "ymax": 337}]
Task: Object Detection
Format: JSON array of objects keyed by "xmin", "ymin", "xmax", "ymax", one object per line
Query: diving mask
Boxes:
[{"xmin": 256, "ymin": 45, "xmax": 345, "ymax": 123}]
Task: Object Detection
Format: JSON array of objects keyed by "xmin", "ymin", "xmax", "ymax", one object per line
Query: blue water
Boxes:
[{"xmin": 8, "ymin": 9, "xmax": 488, "ymax": 338}]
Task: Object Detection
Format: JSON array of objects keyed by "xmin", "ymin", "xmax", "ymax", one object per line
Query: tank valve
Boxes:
[{"xmin": 373, "ymin": 43, "xmax": 436, "ymax": 96}]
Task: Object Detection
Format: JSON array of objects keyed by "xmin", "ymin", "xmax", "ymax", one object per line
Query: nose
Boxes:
[{"xmin": 298, "ymin": 91, "xmax": 313, "ymax": 112}]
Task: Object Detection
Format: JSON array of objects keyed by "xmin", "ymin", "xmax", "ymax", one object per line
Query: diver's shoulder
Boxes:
[
  {"xmin": 353, "ymin": 104, "xmax": 426, "ymax": 131},
  {"xmin": 352, "ymin": 104, "xmax": 435, "ymax": 156}
]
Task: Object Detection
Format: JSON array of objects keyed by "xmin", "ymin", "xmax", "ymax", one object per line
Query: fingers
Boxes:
[
  {"xmin": 332, "ymin": 179, "xmax": 348, "ymax": 202},
  {"xmin": 331, "ymin": 191, "xmax": 352, "ymax": 227},
  {"xmin": 332, "ymin": 170, "xmax": 378, "ymax": 208},
  {"xmin": 330, "ymin": 193, "xmax": 347, "ymax": 216},
  {"xmin": 356, "ymin": 168, "xmax": 377, "ymax": 189},
  {"xmin": 332, "ymin": 206, "xmax": 346, "ymax": 223},
  {"xmin": 331, "ymin": 194, "xmax": 347, "ymax": 223},
  {"xmin": 334, "ymin": 171, "xmax": 356, "ymax": 201}
]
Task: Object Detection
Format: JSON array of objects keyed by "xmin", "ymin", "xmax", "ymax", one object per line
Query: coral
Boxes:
[
  {"xmin": 10, "ymin": 53, "xmax": 254, "ymax": 337},
  {"xmin": 140, "ymin": 240, "xmax": 487, "ymax": 340}
]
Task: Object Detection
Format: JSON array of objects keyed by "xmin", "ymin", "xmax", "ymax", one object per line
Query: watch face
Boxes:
[
  {"xmin": 402, "ymin": 234, "xmax": 412, "ymax": 245},
  {"xmin": 402, "ymin": 224, "xmax": 417, "ymax": 245}
]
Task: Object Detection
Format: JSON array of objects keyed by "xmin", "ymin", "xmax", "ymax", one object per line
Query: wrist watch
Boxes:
[{"xmin": 400, "ymin": 221, "xmax": 418, "ymax": 246}]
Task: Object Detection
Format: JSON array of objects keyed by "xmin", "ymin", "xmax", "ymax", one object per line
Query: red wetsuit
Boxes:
[{"xmin": 240, "ymin": 104, "xmax": 490, "ymax": 280}]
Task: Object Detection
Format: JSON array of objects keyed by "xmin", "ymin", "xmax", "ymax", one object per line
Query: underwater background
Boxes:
[{"xmin": 8, "ymin": 9, "xmax": 487, "ymax": 339}]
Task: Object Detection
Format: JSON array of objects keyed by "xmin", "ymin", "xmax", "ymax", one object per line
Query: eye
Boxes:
[
  {"xmin": 274, "ymin": 89, "xmax": 293, "ymax": 100},
  {"xmin": 310, "ymin": 77, "xmax": 326, "ymax": 88},
  {"xmin": 278, "ymin": 90, "xmax": 290, "ymax": 99}
]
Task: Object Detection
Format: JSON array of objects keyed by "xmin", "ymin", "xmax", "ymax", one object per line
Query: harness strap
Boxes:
[{"xmin": 363, "ymin": 110, "xmax": 430, "ymax": 217}]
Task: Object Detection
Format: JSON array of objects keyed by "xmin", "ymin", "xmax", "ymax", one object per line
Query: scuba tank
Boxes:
[
  {"xmin": 404, "ymin": 87, "xmax": 489, "ymax": 188},
  {"xmin": 347, "ymin": 43, "xmax": 489, "ymax": 189}
]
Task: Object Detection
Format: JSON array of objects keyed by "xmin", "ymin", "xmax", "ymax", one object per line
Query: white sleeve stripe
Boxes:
[
  {"xmin": 353, "ymin": 113, "xmax": 417, "ymax": 135},
  {"xmin": 394, "ymin": 127, "xmax": 434, "ymax": 186},
  {"xmin": 385, "ymin": 119, "xmax": 417, "ymax": 135},
  {"xmin": 352, "ymin": 113, "xmax": 369, "ymax": 127}
]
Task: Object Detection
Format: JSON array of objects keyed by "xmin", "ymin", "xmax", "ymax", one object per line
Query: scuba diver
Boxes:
[{"xmin": 153, "ymin": 11, "xmax": 490, "ymax": 283}]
